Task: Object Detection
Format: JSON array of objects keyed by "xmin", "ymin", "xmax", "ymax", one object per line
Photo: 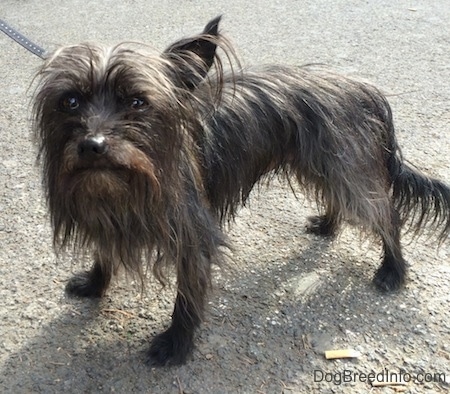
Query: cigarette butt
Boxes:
[{"xmin": 324, "ymin": 349, "xmax": 361, "ymax": 359}]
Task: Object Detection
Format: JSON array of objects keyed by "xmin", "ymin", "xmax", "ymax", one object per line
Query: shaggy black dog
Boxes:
[{"xmin": 33, "ymin": 17, "xmax": 449, "ymax": 365}]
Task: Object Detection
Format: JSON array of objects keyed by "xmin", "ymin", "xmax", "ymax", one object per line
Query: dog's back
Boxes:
[{"xmin": 200, "ymin": 66, "xmax": 397, "ymax": 227}]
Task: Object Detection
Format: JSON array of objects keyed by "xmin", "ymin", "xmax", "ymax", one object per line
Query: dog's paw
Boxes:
[
  {"xmin": 373, "ymin": 265, "xmax": 405, "ymax": 292},
  {"xmin": 306, "ymin": 215, "xmax": 336, "ymax": 237},
  {"xmin": 65, "ymin": 271, "xmax": 103, "ymax": 298},
  {"xmin": 146, "ymin": 326, "xmax": 194, "ymax": 367}
]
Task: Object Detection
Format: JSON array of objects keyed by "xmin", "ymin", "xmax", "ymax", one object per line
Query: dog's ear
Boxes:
[{"xmin": 164, "ymin": 16, "xmax": 221, "ymax": 90}]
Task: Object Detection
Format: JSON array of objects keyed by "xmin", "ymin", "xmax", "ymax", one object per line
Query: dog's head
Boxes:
[{"xmin": 32, "ymin": 17, "xmax": 225, "ymax": 245}]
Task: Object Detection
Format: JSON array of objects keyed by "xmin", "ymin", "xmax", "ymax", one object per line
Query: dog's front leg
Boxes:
[
  {"xmin": 65, "ymin": 253, "xmax": 113, "ymax": 298},
  {"xmin": 148, "ymin": 255, "xmax": 210, "ymax": 366}
]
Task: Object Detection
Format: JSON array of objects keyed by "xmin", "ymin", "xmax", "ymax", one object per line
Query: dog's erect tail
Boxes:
[{"xmin": 390, "ymin": 155, "xmax": 450, "ymax": 242}]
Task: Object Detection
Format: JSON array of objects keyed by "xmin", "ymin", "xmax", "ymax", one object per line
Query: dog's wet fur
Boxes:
[{"xmin": 33, "ymin": 17, "xmax": 450, "ymax": 366}]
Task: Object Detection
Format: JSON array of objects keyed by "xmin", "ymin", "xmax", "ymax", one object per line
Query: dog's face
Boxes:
[
  {"xmin": 32, "ymin": 18, "xmax": 221, "ymax": 244},
  {"xmin": 36, "ymin": 44, "xmax": 177, "ymax": 200}
]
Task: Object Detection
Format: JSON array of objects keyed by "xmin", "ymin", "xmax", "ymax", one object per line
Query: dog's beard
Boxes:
[
  {"xmin": 55, "ymin": 161, "xmax": 153, "ymax": 249},
  {"xmin": 61, "ymin": 168, "xmax": 132, "ymax": 223}
]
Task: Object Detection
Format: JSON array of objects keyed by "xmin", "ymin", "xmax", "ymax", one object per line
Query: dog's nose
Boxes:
[{"xmin": 77, "ymin": 135, "xmax": 108, "ymax": 158}]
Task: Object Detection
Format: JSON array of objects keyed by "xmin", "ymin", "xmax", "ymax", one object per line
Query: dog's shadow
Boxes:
[{"xmin": 1, "ymin": 224, "xmax": 434, "ymax": 393}]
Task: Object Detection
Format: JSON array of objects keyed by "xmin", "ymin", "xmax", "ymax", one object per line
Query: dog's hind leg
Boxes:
[
  {"xmin": 373, "ymin": 206, "xmax": 407, "ymax": 292},
  {"xmin": 65, "ymin": 254, "xmax": 113, "ymax": 298}
]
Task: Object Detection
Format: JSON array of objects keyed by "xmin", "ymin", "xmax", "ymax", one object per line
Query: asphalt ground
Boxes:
[{"xmin": 1, "ymin": 1, "xmax": 449, "ymax": 393}]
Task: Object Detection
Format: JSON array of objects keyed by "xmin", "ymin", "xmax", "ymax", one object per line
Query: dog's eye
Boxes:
[
  {"xmin": 130, "ymin": 98, "xmax": 148, "ymax": 110},
  {"xmin": 60, "ymin": 95, "xmax": 81, "ymax": 111}
]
